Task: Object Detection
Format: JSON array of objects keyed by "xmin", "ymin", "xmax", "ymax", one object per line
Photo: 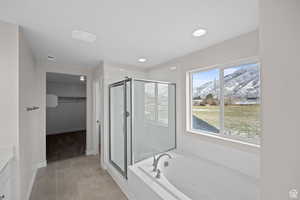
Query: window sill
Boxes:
[{"xmin": 186, "ymin": 129, "xmax": 260, "ymax": 153}]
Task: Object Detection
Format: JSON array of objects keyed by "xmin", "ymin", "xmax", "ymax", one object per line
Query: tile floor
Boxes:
[{"xmin": 30, "ymin": 155, "xmax": 127, "ymax": 200}]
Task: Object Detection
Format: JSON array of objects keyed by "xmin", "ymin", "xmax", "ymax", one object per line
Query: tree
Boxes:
[{"xmin": 205, "ymin": 94, "xmax": 214, "ymax": 105}]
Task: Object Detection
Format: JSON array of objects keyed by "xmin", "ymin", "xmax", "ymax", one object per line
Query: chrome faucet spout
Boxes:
[
  {"xmin": 152, "ymin": 155, "xmax": 157, "ymax": 167},
  {"xmin": 153, "ymin": 153, "xmax": 172, "ymax": 172}
]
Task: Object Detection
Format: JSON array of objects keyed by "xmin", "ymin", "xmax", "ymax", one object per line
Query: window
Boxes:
[
  {"xmin": 192, "ymin": 69, "xmax": 220, "ymax": 133},
  {"xmin": 157, "ymin": 84, "xmax": 169, "ymax": 124},
  {"xmin": 190, "ymin": 62, "xmax": 260, "ymax": 144},
  {"xmin": 145, "ymin": 83, "xmax": 169, "ymax": 125},
  {"xmin": 145, "ymin": 83, "xmax": 156, "ymax": 121}
]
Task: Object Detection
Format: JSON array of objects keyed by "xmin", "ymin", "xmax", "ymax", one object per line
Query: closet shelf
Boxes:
[
  {"xmin": 58, "ymin": 96, "xmax": 86, "ymax": 99},
  {"xmin": 57, "ymin": 96, "xmax": 86, "ymax": 103}
]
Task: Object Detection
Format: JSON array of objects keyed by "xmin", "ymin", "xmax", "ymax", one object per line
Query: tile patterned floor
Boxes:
[{"xmin": 30, "ymin": 155, "xmax": 127, "ymax": 200}]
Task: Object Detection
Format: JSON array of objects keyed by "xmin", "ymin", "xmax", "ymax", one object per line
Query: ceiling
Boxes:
[
  {"xmin": 0, "ymin": 0, "xmax": 258, "ymax": 68},
  {"xmin": 46, "ymin": 72, "xmax": 85, "ymax": 84}
]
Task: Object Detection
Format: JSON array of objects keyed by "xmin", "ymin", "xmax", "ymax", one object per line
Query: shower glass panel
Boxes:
[
  {"xmin": 109, "ymin": 81, "xmax": 128, "ymax": 177},
  {"xmin": 109, "ymin": 78, "xmax": 176, "ymax": 177},
  {"xmin": 132, "ymin": 80, "xmax": 176, "ymax": 163}
]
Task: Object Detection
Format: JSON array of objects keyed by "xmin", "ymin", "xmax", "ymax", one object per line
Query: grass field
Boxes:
[{"xmin": 192, "ymin": 104, "xmax": 261, "ymax": 138}]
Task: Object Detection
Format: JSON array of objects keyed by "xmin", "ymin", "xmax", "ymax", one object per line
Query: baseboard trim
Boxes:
[
  {"xmin": 26, "ymin": 166, "xmax": 37, "ymax": 200},
  {"xmin": 36, "ymin": 161, "xmax": 47, "ymax": 169},
  {"xmin": 86, "ymin": 150, "xmax": 98, "ymax": 156},
  {"xmin": 26, "ymin": 161, "xmax": 47, "ymax": 200}
]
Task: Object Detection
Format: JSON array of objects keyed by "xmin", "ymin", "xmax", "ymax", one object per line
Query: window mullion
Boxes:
[
  {"xmin": 190, "ymin": 72, "xmax": 193, "ymax": 130},
  {"xmin": 219, "ymin": 69, "xmax": 225, "ymax": 135},
  {"xmin": 155, "ymin": 83, "xmax": 159, "ymax": 121}
]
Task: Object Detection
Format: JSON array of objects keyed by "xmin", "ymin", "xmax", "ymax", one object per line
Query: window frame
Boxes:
[
  {"xmin": 187, "ymin": 57, "xmax": 261, "ymax": 146},
  {"xmin": 144, "ymin": 82, "xmax": 169, "ymax": 127}
]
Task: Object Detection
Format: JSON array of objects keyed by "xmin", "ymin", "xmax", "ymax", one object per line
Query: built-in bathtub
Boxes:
[{"xmin": 128, "ymin": 152, "xmax": 259, "ymax": 200}]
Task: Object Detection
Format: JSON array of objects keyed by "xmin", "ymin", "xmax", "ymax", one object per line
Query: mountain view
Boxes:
[
  {"xmin": 191, "ymin": 63, "xmax": 261, "ymax": 142},
  {"xmin": 193, "ymin": 64, "xmax": 260, "ymax": 104}
]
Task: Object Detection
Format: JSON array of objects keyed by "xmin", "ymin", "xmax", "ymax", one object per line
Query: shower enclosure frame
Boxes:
[
  {"xmin": 109, "ymin": 77, "xmax": 177, "ymax": 178},
  {"xmin": 108, "ymin": 78, "xmax": 130, "ymax": 178}
]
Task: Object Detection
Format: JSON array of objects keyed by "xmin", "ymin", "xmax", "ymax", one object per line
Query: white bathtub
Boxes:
[{"xmin": 128, "ymin": 152, "xmax": 259, "ymax": 200}]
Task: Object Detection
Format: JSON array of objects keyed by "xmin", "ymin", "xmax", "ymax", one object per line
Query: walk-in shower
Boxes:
[{"xmin": 109, "ymin": 78, "xmax": 176, "ymax": 178}]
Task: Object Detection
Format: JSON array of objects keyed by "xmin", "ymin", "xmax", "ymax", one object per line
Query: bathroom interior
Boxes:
[{"xmin": 0, "ymin": 0, "xmax": 299, "ymax": 200}]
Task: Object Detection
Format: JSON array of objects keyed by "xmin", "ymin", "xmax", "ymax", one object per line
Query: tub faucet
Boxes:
[
  {"xmin": 156, "ymin": 169, "xmax": 161, "ymax": 178},
  {"xmin": 153, "ymin": 153, "xmax": 172, "ymax": 172},
  {"xmin": 152, "ymin": 154, "xmax": 157, "ymax": 167}
]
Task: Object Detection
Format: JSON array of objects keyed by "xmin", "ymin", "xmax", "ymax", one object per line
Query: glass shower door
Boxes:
[
  {"xmin": 132, "ymin": 80, "xmax": 176, "ymax": 163},
  {"xmin": 109, "ymin": 81, "xmax": 128, "ymax": 177}
]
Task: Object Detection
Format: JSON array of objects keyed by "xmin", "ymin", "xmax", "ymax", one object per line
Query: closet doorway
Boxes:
[{"xmin": 46, "ymin": 72, "xmax": 87, "ymax": 162}]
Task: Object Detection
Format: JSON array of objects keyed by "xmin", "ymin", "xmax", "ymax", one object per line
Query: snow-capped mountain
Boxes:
[{"xmin": 193, "ymin": 65, "xmax": 260, "ymax": 103}]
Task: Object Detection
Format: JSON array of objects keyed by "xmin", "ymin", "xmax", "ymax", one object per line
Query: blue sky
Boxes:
[
  {"xmin": 192, "ymin": 69, "xmax": 219, "ymax": 88},
  {"xmin": 192, "ymin": 63, "xmax": 258, "ymax": 88}
]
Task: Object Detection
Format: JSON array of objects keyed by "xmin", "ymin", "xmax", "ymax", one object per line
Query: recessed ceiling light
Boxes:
[
  {"xmin": 72, "ymin": 30, "xmax": 96, "ymax": 43},
  {"xmin": 192, "ymin": 28, "xmax": 207, "ymax": 37},
  {"xmin": 138, "ymin": 58, "xmax": 147, "ymax": 63},
  {"xmin": 47, "ymin": 55, "xmax": 55, "ymax": 61},
  {"xmin": 80, "ymin": 75, "xmax": 85, "ymax": 82}
]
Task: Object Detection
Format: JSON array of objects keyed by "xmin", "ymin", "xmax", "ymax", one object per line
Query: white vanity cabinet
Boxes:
[
  {"xmin": 0, "ymin": 148, "xmax": 14, "ymax": 200},
  {"xmin": 0, "ymin": 162, "xmax": 12, "ymax": 200}
]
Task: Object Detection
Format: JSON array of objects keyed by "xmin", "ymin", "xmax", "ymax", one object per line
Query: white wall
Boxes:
[
  {"xmin": 260, "ymin": 1, "xmax": 300, "ymax": 199},
  {"xmin": 46, "ymin": 81, "xmax": 86, "ymax": 135},
  {"xmin": 0, "ymin": 20, "xmax": 40, "ymax": 200},
  {"xmin": 147, "ymin": 31, "xmax": 260, "ymax": 178},
  {"xmin": 36, "ymin": 62, "xmax": 95, "ymax": 164},
  {"xmin": 0, "ymin": 20, "xmax": 20, "ymax": 200},
  {"xmin": 0, "ymin": 21, "xmax": 19, "ymax": 148},
  {"xmin": 91, "ymin": 62, "xmax": 103, "ymax": 161},
  {"xmin": 18, "ymin": 29, "xmax": 39, "ymax": 200}
]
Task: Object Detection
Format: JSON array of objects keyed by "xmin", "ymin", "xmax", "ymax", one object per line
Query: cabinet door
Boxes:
[{"xmin": 0, "ymin": 178, "xmax": 10, "ymax": 200}]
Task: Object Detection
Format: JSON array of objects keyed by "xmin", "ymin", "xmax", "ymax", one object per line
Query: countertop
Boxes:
[{"xmin": 0, "ymin": 147, "xmax": 14, "ymax": 173}]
